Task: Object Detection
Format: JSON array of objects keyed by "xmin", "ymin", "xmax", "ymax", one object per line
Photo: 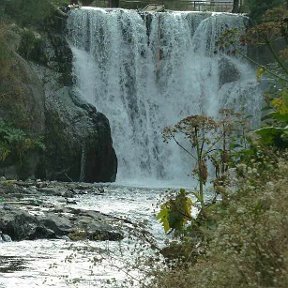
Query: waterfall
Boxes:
[{"xmin": 67, "ymin": 8, "xmax": 262, "ymax": 187}]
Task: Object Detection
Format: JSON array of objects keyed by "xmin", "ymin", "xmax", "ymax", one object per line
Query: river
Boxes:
[{"xmin": 0, "ymin": 183, "xmax": 172, "ymax": 288}]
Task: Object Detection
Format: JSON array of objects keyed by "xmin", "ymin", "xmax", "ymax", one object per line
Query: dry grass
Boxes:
[{"xmin": 150, "ymin": 152, "xmax": 288, "ymax": 288}]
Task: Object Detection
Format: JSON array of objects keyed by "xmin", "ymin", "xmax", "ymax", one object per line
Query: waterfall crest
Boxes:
[{"xmin": 67, "ymin": 8, "xmax": 262, "ymax": 186}]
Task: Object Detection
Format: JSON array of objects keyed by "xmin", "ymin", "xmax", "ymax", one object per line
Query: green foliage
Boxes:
[
  {"xmin": 157, "ymin": 189, "xmax": 193, "ymax": 235},
  {"xmin": 4, "ymin": 0, "xmax": 69, "ymax": 27},
  {"xmin": 256, "ymin": 126, "xmax": 288, "ymax": 147},
  {"xmin": 151, "ymin": 152, "xmax": 288, "ymax": 288},
  {"xmin": 17, "ymin": 29, "xmax": 47, "ymax": 64},
  {"xmin": 51, "ymin": 0, "xmax": 70, "ymax": 6},
  {"xmin": 0, "ymin": 120, "xmax": 45, "ymax": 165},
  {"xmin": 245, "ymin": 0, "xmax": 285, "ymax": 23},
  {"xmin": 255, "ymin": 65, "xmax": 288, "ymax": 149},
  {"xmin": 152, "ymin": 3, "xmax": 288, "ymax": 287}
]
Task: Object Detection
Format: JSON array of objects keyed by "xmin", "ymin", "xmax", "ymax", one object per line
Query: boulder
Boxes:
[
  {"xmin": 43, "ymin": 83, "xmax": 117, "ymax": 182},
  {"xmin": 0, "ymin": 205, "xmax": 123, "ymax": 241}
]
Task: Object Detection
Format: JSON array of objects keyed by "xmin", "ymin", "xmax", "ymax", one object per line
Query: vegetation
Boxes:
[
  {"xmin": 152, "ymin": 2, "xmax": 288, "ymax": 288},
  {"xmin": 0, "ymin": 8, "xmax": 47, "ymax": 177},
  {"xmin": 2, "ymin": 0, "xmax": 69, "ymax": 27},
  {"xmin": 244, "ymin": 0, "xmax": 286, "ymax": 23},
  {"xmin": 0, "ymin": 0, "xmax": 287, "ymax": 286},
  {"xmin": 151, "ymin": 152, "xmax": 288, "ymax": 288},
  {"xmin": 0, "ymin": 120, "xmax": 45, "ymax": 166}
]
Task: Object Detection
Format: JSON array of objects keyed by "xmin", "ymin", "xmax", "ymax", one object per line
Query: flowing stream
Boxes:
[
  {"xmin": 0, "ymin": 8, "xmax": 263, "ymax": 287},
  {"xmin": 0, "ymin": 185, "xmax": 166, "ymax": 288}
]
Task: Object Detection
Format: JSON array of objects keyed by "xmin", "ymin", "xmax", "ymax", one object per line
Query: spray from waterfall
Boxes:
[{"xmin": 67, "ymin": 8, "xmax": 262, "ymax": 187}]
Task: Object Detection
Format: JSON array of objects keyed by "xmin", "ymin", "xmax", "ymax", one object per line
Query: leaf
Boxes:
[
  {"xmin": 256, "ymin": 67, "xmax": 266, "ymax": 81},
  {"xmin": 0, "ymin": 143, "xmax": 10, "ymax": 161},
  {"xmin": 157, "ymin": 204, "xmax": 171, "ymax": 233},
  {"xmin": 157, "ymin": 189, "xmax": 193, "ymax": 235},
  {"xmin": 256, "ymin": 126, "xmax": 288, "ymax": 148},
  {"xmin": 272, "ymin": 112, "xmax": 288, "ymax": 123}
]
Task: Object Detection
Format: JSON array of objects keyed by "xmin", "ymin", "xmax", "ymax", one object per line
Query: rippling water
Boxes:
[{"xmin": 0, "ymin": 185, "xmax": 169, "ymax": 288}]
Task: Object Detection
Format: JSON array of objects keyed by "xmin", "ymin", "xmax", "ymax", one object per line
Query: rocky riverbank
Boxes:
[{"xmin": 0, "ymin": 179, "xmax": 124, "ymax": 242}]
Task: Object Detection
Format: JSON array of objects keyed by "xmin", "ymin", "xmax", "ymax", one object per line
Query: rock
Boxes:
[
  {"xmin": 2, "ymin": 234, "xmax": 12, "ymax": 242},
  {"xmin": 35, "ymin": 182, "xmax": 47, "ymax": 188},
  {"xmin": 0, "ymin": 10, "xmax": 117, "ymax": 183},
  {"xmin": 61, "ymin": 235, "xmax": 71, "ymax": 241},
  {"xmin": 0, "ymin": 209, "xmax": 38, "ymax": 240},
  {"xmin": 66, "ymin": 199, "xmax": 77, "ymax": 204},
  {"xmin": 44, "ymin": 85, "xmax": 117, "ymax": 182},
  {"xmin": 39, "ymin": 9, "xmax": 117, "ymax": 182},
  {"xmin": 63, "ymin": 189, "xmax": 75, "ymax": 198},
  {"xmin": 0, "ymin": 43, "xmax": 45, "ymax": 180},
  {"xmin": 28, "ymin": 226, "xmax": 56, "ymax": 240},
  {"xmin": 0, "ymin": 204, "xmax": 123, "ymax": 242},
  {"xmin": 37, "ymin": 187, "xmax": 62, "ymax": 196},
  {"xmin": 218, "ymin": 57, "xmax": 240, "ymax": 87}
]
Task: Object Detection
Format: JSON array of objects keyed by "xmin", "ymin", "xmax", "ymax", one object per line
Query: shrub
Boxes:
[
  {"xmin": 0, "ymin": 120, "xmax": 45, "ymax": 167},
  {"xmin": 150, "ymin": 151, "xmax": 288, "ymax": 288},
  {"xmin": 4, "ymin": 0, "xmax": 69, "ymax": 28}
]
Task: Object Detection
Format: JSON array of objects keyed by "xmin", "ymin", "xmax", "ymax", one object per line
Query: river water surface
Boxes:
[{"xmin": 0, "ymin": 184, "xmax": 172, "ymax": 288}]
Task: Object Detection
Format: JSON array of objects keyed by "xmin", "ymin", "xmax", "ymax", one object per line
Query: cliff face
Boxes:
[{"xmin": 0, "ymin": 7, "xmax": 117, "ymax": 182}]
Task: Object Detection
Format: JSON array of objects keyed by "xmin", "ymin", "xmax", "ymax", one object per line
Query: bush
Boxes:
[
  {"xmin": 150, "ymin": 151, "xmax": 288, "ymax": 288},
  {"xmin": 245, "ymin": 0, "xmax": 285, "ymax": 23},
  {"xmin": 4, "ymin": 0, "xmax": 69, "ymax": 28},
  {"xmin": 0, "ymin": 120, "xmax": 45, "ymax": 167}
]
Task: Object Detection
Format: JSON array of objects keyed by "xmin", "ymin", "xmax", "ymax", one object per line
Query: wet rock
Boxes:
[
  {"xmin": 66, "ymin": 199, "xmax": 77, "ymax": 204},
  {"xmin": 37, "ymin": 187, "xmax": 62, "ymax": 196},
  {"xmin": 40, "ymin": 213, "xmax": 74, "ymax": 236},
  {"xmin": 0, "ymin": 209, "xmax": 38, "ymax": 241},
  {"xmin": 35, "ymin": 181, "xmax": 48, "ymax": 189},
  {"xmin": 63, "ymin": 189, "xmax": 75, "ymax": 198},
  {"xmin": 219, "ymin": 57, "xmax": 240, "ymax": 87},
  {"xmin": 0, "ymin": 181, "xmax": 124, "ymax": 242},
  {"xmin": 2, "ymin": 234, "xmax": 12, "ymax": 242},
  {"xmin": 0, "ymin": 256, "xmax": 26, "ymax": 273},
  {"xmin": 44, "ymin": 86, "xmax": 117, "ymax": 183},
  {"xmin": 0, "ymin": 204, "xmax": 123, "ymax": 242},
  {"xmin": 29, "ymin": 226, "xmax": 56, "ymax": 240}
]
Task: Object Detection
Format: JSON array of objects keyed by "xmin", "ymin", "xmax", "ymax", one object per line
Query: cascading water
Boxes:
[{"xmin": 67, "ymin": 8, "xmax": 262, "ymax": 186}]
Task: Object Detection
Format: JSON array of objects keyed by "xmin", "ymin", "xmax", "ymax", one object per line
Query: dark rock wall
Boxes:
[
  {"xmin": 0, "ymin": 7, "xmax": 117, "ymax": 182},
  {"xmin": 44, "ymin": 86, "xmax": 117, "ymax": 182}
]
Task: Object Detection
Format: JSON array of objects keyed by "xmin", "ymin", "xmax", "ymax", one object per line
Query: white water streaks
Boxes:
[{"xmin": 67, "ymin": 8, "xmax": 262, "ymax": 186}]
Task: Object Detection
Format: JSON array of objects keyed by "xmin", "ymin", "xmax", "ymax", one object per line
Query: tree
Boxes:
[
  {"xmin": 245, "ymin": 0, "xmax": 284, "ymax": 23},
  {"xmin": 232, "ymin": 0, "xmax": 240, "ymax": 13}
]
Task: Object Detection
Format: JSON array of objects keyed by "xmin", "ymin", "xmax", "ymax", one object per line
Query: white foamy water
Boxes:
[{"xmin": 67, "ymin": 8, "xmax": 262, "ymax": 187}]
